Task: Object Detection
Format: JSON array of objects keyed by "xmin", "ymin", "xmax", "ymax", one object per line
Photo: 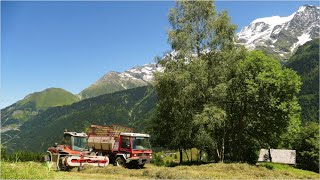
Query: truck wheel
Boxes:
[{"xmin": 115, "ymin": 157, "xmax": 126, "ymax": 167}]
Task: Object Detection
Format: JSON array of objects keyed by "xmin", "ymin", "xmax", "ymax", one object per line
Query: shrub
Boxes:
[
  {"xmin": 151, "ymin": 153, "xmax": 165, "ymax": 166},
  {"xmin": 259, "ymin": 163, "xmax": 274, "ymax": 170}
]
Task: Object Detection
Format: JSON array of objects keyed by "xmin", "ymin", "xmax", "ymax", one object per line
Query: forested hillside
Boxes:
[
  {"xmin": 1, "ymin": 88, "xmax": 80, "ymax": 127},
  {"xmin": 286, "ymin": 39, "xmax": 319, "ymax": 123},
  {"xmin": 5, "ymin": 86, "xmax": 155, "ymax": 152}
]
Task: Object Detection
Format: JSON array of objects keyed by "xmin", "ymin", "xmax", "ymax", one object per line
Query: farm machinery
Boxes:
[{"xmin": 46, "ymin": 124, "xmax": 152, "ymax": 170}]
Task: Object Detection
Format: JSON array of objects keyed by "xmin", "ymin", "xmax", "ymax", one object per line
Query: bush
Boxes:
[
  {"xmin": 151, "ymin": 153, "xmax": 165, "ymax": 166},
  {"xmin": 259, "ymin": 163, "xmax": 274, "ymax": 170},
  {"xmin": 165, "ymin": 160, "xmax": 179, "ymax": 167}
]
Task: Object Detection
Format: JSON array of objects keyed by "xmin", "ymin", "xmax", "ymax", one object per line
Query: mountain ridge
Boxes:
[
  {"xmin": 79, "ymin": 63, "xmax": 163, "ymax": 99},
  {"xmin": 1, "ymin": 88, "xmax": 80, "ymax": 128},
  {"xmin": 237, "ymin": 5, "xmax": 319, "ymax": 60}
]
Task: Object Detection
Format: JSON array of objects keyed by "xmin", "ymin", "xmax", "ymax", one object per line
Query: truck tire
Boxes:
[{"xmin": 115, "ymin": 157, "xmax": 126, "ymax": 167}]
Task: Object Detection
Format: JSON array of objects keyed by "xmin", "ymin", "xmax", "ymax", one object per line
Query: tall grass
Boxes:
[
  {"xmin": 58, "ymin": 162, "xmax": 320, "ymax": 179},
  {"xmin": 1, "ymin": 150, "xmax": 45, "ymax": 162},
  {"xmin": 1, "ymin": 161, "xmax": 318, "ymax": 179},
  {"xmin": 1, "ymin": 161, "xmax": 54, "ymax": 179}
]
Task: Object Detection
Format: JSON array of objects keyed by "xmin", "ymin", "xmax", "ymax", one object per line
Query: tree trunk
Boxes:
[
  {"xmin": 222, "ymin": 122, "xmax": 226, "ymax": 163},
  {"xmin": 217, "ymin": 149, "xmax": 221, "ymax": 162},
  {"xmin": 179, "ymin": 148, "xmax": 183, "ymax": 164},
  {"xmin": 184, "ymin": 150, "xmax": 190, "ymax": 162},
  {"xmin": 221, "ymin": 137, "xmax": 225, "ymax": 163},
  {"xmin": 268, "ymin": 149, "xmax": 272, "ymax": 162}
]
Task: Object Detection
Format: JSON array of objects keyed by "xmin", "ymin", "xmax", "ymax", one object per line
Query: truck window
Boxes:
[
  {"xmin": 63, "ymin": 134, "xmax": 71, "ymax": 146},
  {"xmin": 132, "ymin": 137, "xmax": 151, "ymax": 150},
  {"xmin": 72, "ymin": 136, "xmax": 87, "ymax": 151},
  {"xmin": 121, "ymin": 137, "xmax": 130, "ymax": 148}
]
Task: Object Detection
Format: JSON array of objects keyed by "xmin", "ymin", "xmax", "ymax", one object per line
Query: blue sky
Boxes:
[{"xmin": 1, "ymin": 1, "xmax": 318, "ymax": 109}]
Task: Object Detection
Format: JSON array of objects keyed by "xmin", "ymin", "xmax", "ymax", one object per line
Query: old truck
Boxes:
[{"xmin": 46, "ymin": 124, "xmax": 152, "ymax": 170}]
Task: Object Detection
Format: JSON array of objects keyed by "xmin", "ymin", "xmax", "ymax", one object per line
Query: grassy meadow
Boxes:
[{"xmin": 1, "ymin": 161, "xmax": 319, "ymax": 179}]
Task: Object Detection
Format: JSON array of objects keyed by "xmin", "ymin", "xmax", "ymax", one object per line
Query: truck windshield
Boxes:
[
  {"xmin": 132, "ymin": 137, "xmax": 151, "ymax": 150},
  {"xmin": 72, "ymin": 136, "xmax": 87, "ymax": 151}
]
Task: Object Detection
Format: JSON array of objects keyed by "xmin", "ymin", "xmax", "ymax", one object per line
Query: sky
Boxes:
[{"xmin": 1, "ymin": 1, "xmax": 319, "ymax": 109}]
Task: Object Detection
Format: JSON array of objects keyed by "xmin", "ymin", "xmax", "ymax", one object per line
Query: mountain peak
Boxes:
[
  {"xmin": 251, "ymin": 14, "xmax": 294, "ymax": 26},
  {"xmin": 237, "ymin": 4, "xmax": 320, "ymax": 60},
  {"xmin": 298, "ymin": 4, "xmax": 319, "ymax": 12},
  {"xmin": 79, "ymin": 63, "xmax": 163, "ymax": 98},
  {"xmin": 1, "ymin": 87, "xmax": 80, "ymax": 127}
]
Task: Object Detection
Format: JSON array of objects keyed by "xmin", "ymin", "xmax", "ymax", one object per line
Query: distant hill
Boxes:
[
  {"xmin": 286, "ymin": 39, "xmax": 319, "ymax": 123},
  {"xmin": 1, "ymin": 88, "xmax": 80, "ymax": 127},
  {"xmin": 5, "ymin": 86, "xmax": 156, "ymax": 152},
  {"xmin": 79, "ymin": 64, "xmax": 162, "ymax": 98}
]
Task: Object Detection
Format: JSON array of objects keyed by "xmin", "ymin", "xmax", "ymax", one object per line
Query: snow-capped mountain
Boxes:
[
  {"xmin": 79, "ymin": 64, "xmax": 163, "ymax": 98},
  {"xmin": 120, "ymin": 63, "xmax": 164, "ymax": 82},
  {"xmin": 81, "ymin": 5, "xmax": 319, "ymax": 98},
  {"xmin": 237, "ymin": 5, "xmax": 319, "ymax": 59}
]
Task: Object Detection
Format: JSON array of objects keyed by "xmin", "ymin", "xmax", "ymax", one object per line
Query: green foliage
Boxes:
[
  {"xmin": 293, "ymin": 122, "xmax": 320, "ymax": 173},
  {"xmin": 286, "ymin": 39, "xmax": 319, "ymax": 124},
  {"xmin": 153, "ymin": 0, "xmax": 302, "ymax": 165},
  {"xmin": 225, "ymin": 51, "xmax": 301, "ymax": 163},
  {"xmin": 151, "ymin": 153, "xmax": 165, "ymax": 166},
  {"xmin": 168, "ymin": 0, "xmax": 236, "ymax": 55},
  {"xmin": 194, "ymin": 105, "xmax": 227, "ymax": 161},
  {"xmin": 152, "ymin": 0, "xmax": 237, "ymax": 163}
]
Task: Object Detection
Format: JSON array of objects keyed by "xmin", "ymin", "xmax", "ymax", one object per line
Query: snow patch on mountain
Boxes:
[
  {"xmin": 298, "ymin": 6, "xmax": 306, "ymax": 13},
  {"xmin": 290, "ymin": 33, "xmax": 312, "ymax": 52},
  {"xmin": 122, "ymin": 63, "xmax": 163, "ymax": 83},
  {"xmin": 252, "ymin": 14, "xmax": 295, "ymax": 26},
  {"xmin": 238, "ymin": 13, "xmax": 295, "ymax": 50},
  {"xmin": 237, "ymin": 5, "xmax": 319, "ymax": 59}
]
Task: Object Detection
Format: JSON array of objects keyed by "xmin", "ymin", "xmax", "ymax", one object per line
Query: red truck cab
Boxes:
[{"xmin": 116, "ymin": 133, "xmax": 152, "ymax": 167}]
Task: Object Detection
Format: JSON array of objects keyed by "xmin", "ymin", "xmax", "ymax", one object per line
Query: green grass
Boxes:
[
  {"xmin": 1, "ymin": 161, "xmax": 319, "ymax": 179},
  {"xmin": 1, "ymin": 161, "xmax": 54, "ymax": 179}
]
